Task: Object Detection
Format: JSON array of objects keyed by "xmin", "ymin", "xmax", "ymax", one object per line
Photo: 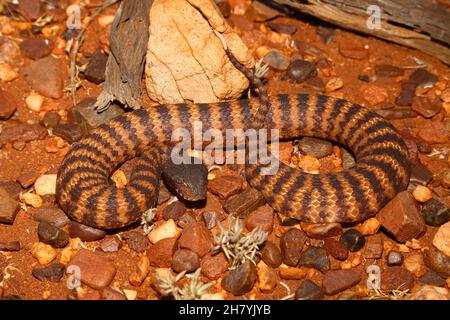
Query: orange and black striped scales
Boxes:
[{"xmin": 56, "ymin": 93, "xmax": 411, "ymax": 229}]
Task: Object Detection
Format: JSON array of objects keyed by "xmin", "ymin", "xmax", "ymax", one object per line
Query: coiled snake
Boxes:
[{"xmin": 56, "ymin": 53, "xmax": 410, "ymax": 229}]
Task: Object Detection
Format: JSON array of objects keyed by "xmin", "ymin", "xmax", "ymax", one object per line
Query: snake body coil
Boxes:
[{"xmin": 56, "ymin": 94, "xmax": 410, "ymax": 229}]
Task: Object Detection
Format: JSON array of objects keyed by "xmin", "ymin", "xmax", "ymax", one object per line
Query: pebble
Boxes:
[
  {"xmin": 32, "ymin": 205, "xmax": 69, "ymax": 228},
  {"xmin": 179, "ymin": 221, "xmax": 212, "ymax": 257},
  {"xmin": 221, "ymin": 261, "xmax": 257, "ymax": 296},
  {"xmin": 404, "ymin": 253, "xmax": 426, "ymax": 278},
  {"xmin": 18, "ymin": 0, "xmax": 41, "ymax": 20},
  {"xmin": 67, "ymin": 249, "xmax": 117, "ymax": 289},
  {"xmin": 316, "ymin": 26, "xmax": 334, "ymax": 45},
  {"xmin": 16, "ymin": 166, "xmax": 42, "ymax": 189},
  {"xmin": 341, "ymin": 148, "xmax": 356, "ymax": 169},
  {"xmin": 202, "ymin": 211, "xmax": 218, "ymax": 230},
  {"xmin": 417, "ymin": 121, "xmax": 450, "ymax": 144},
  {"xmin": 298, "ymin": 137, "xmax": 333, "ymax": 159},
  {"xmin": 223, "ymin": 188, "xmax": 265, "ymax": 218},
  {"xmin": 322, "ymin": 270, "xmax": 361, "ymax": 295},
  {"xmin": 0, "ymin": 241, "xmax": 20, "ymax": 252},
  {"xmin": 423, "ymin": 247, "xmax": 450, "ymax": 277},
  {"xmin": 267, "ymin": 22, "xmax": 297, "ymax": 35},
  {"xmin": 38, "ymin": 221, "xmax": 69, "ymax": 248},
  {"xmin": 171, "ymin": 249, "xmax": 200, "ymax": 273},
  {"xmin": 412, "ymin": 96, "xmax": 441, "ymax": 118},
  {"xmin": 409, "ymin": 68, "xmax": 437, "ymax": 89},
  {"xmin": 0, "ymin": 62, "xmax": 18, "ymax": 82},
  {"xmin": 412, "ymin": 185, "xmax": 433, "ymax": 203},
  {"xmin": 0, "ymin": 121, "xmax": 47, "ymax": 147},
  {"xmin": 31, "ymin": 242, "xmax": 57, "ymax": 265},
  {"xmin": 256, "ymin": 261, "xmax": 277, "ymax": 293},
  {"xmin": 148, "ymin": 219, "xmax": 182, "ymax": 244},
  {"xmin": 32, "ymin": 263, "xmax": 65, "ymax": 282},
  {"xmin": 101, "ymin": 288, "xmax": 127, "ymax": 300},
  {"xmin": 84, "ymin": 49, "xmax": 108, "ymax": 84},
  {"xmin": 442, "ymin": 170, "xmax": 450, "ymax": 188},
  {"xmin": 201, "ymin": 252, "xmax": 229, "ymax": 280},
  {"xmin": 25, "ymin": 93, "xmax": 44, "ymax": 112},
  {"xmin": 408, "ymin": 285, "xmax": 449, "ymax": 300},
  {"xmin": 377, "ymin": 191, "xmax": 426, "ymax": 243},
  {"xmin": 122, "ymin": 230, "xmax": 149, "ymax": 253},
  {"xmin": 162, "ymin": 201, "xmax": 186, "ymax": 221},
  {"xmin": 129, "ymin": 254, "xmax": 150, "ymax": 287},
  {"xmin": 0, "ymin": 187, "xmax": 20, "ymax": 224},
  {"xmin": 278, "ymin": 266, "xmax": 307, "ymax": 280},
  {"xmin": 215, "ymin": 0, "xmax": 231, "ymax": 17},
  {"xmin": 419, "ymin": 270, "xmax": 446, "ymax": 287},
  {"xmin": 177, "ymin": 213, "xmax": 196, "ymax": 229},
  {"xmin": 386, "ymin": 250, "xmax": 404, "ymax": 266},
  {"xmin": 381, "ymin": 267, "xmax": 415, "ymax": 290},
  {"xmin": 34, "ymin": 174, "xmax": 57, "ymax": 196},
  {"xmin": 298, "ymin": 246, "xmax": 330, "ymax": 272},
  {"xmin": 422, "ymin": 199, "xmax": 450, "ymax": 226},
  {"xmin": 261, "ymin": 241, "xmax": 282, "ymax": 268},
  {"xmin": 147, "ymin": 237, "xmax": 178, "ymax": 268},
  {"xmin": 74, "ymin": 98, "xmax": 124, "ymax": 130},
  {"xmin": 286, "ymin": 59, "xmax": 317, "ymax": 83},
  {"xmin": 376, "ymin": 108, "xmax": 418, "ymax": 120},
  {"xmin": 245, "ymin": 204, "xmax": 274, "ymax": 233},
  {"xmin": 158, "ymin": 186, "xmax": 171, "ymax": 205},
  {"xmin": 340, "ymin": 229, "xmax": 365, "ymax": 252},
  {"xmin": 361, "ymin": 85, "xmax": 388, "ymax": 106},
  {"xmin": 295, "ymin": 279, "xmax": 324, "ymax": 300},
  {"xmin": 409, "ymin": 161, "xmax": 433, "ymax": 186},
  {"xmin": 300, "ymin": 222, "xmax": 342, "ymax": 239},
  {"xmin": 0, "ymin": 180, "xmax": 21, "ymax": 200},
  {"xmin": 21, "ymin": 192, "xmax": 43, "ymax": 208},
  {"xmin": 374, "ymin": 64, "xmax": 404, "ymax": 78},
  {"xmin": 21, "ymin": 56, "xmax": 64, "ymax": 99},
  {"xmin": 433, "ymin": 221, "xmax": 450, "ymax": 257},
  {"xmin": 208, "ymin": 175, "xmax": 242, "ymax": 200},
  {"xmin": 305, "ymin": 76, "xmax": 325, "ymax": 92},
  {"xmin": 52, "ymin": 123, "xmax": 83, "ymax": 143},
  {"xmin": 325, "ymin": 77, "xmax": 344, "ymax": 92},
  {"xmin": 20, "ymin": 37, "xmax": 53, "ymax": 60},
  {"xmin": 359, "ymin": 218, "xmax": 381, "ymax": 235},
  {"xmin": 0, "ymin": 37, "xmax": 20, "ymax": 64},
  {"xmin": 323, "ymin": 238, "xmax": 349, "ymax": 260},
  {"xmin": 0, "ymin": 88, "xmax": 16, "ymax": 120},
  {"xmin": 68, "ymin": 221, "xmax": 106, "ymax": 242},
  {"xmin": 363, "ymin": 234, "xmax": 383, "ymax": 259},
  {"xmin": 280, "ymin": 228, "xmax": 307, "ymax": 266},
  {"xmin": 262, "ymin": 50, "xmax": 290, "ymax": 71},
  {"xmin": 338, "ymin": 42, "xmax": 368, "ymax": 60},
  {"xmin": 100, "ymin": 236, "xmax": 122, "ymax": 253}
]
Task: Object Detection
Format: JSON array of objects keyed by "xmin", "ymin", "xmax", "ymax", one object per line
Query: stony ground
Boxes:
[{"xmin": 0, "ymin": 0, "xmax": 449, "ymax": 300}]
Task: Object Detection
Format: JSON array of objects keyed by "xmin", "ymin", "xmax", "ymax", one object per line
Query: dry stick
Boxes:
[{"xmin": 68, "ymin": 0, "xmax": 119, "ymax": 107}]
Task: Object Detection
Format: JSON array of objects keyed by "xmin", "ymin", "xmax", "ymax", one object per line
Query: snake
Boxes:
[{"xmin": 56, "ymin": 55, "xmax": 410, "ymax": 230}]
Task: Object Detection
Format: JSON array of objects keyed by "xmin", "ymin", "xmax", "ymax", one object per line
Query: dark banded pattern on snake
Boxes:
[{"xmin": 56, "ymin": 93, "xmax": 410, "ymax": 229}]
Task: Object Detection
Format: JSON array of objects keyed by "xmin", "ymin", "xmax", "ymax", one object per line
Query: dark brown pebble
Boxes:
[
  {"xmin": 201, "ymin": 252, "xmax": 229, "ymax": 280},
  {"xmin": 0, "ymin": 187, "xmax": 20, "ymax": 224},
  {"xmin": 171, "ymin": 249, "xmax": 200, "ymax": 273},
  {"xmin": 157, "ymin": 185, "xmax": 171, "ymax": 205},
  {"xmin": 0, "ymin": 180, "xmax": 22, "ymax": 200},
  {"xmin": 422, "ymin": 199, "xmax": 450, "ymax": 227},
  {"xmin": 32, "ymin": 263, "xmax": 65, "ymax": 282},
  {"xmin": 38, "ymin": 221, "xmax": 69, "ymax": 248},
  {"xmin": 423, "ymin": 247, "xmax": 450, "ymax": 277},
  {"xmin": 374, "ymin": 65, "xmax": 404, "ymax": 78},
  {"xmin": 68, "ymin": 221, "xmax": 106, "ymax": 242},
  {"xmin": 322, "ymin": 270, "xmax": 361, "ymax": 295},
  {"xmin": 208, "ymin": 175, "xmax": 243, "ymax": 200},
  {"xmin": 223, "ymin": 188, "xmax": 265, "ymax": 218},
  {"xmin": 316, "ymin": 25, "xmax": 334, "ymax": 45},
  {"xmin": 295, "ymin": 279, "xmax": 324, "ymax": 300},
  {"xmin": 40, "ymin": 111, "xmax": 60, "ymax": 128},
  {"xmin": 84, "ymin": 49, "xmax": 108, "ymax": 84},
  {"xmin": 221, "ymin": 261, "xmax": 257, "ymax": 296},
  {"xmin": 409, "ymin": 161, "xmax": 433, "ymax": 186},
  {"xmin": 261, "ymin": 241, "xmax": 282, "ymax": 268},
  {"xmin": 32, "ymin": 205, "xmax": 70, "ymax": 228},
  {"xmin": 381, "ymin": 267, "xmax": 415, "ymax": 290},
  {"xmin": 99, "ymin": 236, "xmax": 122, "ymax": 253},
  {"xmin": 280, "ymin": 228, "xmax": 307, "ymax": 266},
  {"xmin": 0, "ymin": 241, "xmax": 20, "ymax": 252},
  {"xmin": 409, "ymin": 68, "xmax": 437, "ymax": 89},
  {"xmin": 0, "ymin": 88, "xmax": 16, "ymax": 120},
  {"xmin": 340, "ymin": 229, "xmax": 365, "ymax": 252},
  {"xmin": 267, "ymin": 22, "xmax": 297, "ymax": 35},
  {"xmin": 363, "ymin": 234, "xmax": 383, "ymax": 259},
  {"xmin": 202, "ymin": 210, "xmax": 218, "ymax": 230},
  {"xmin": 162, "ymin": 201, "xmax": 186, "ymax": 221},
  {"xmin": 298, "ymin": 246, "xmax": 330, "ymax": 272},
  {"xmin": 286, "ymin": 59, "xmax": 317, "ymax": 83},
  {"xmin": 418, "ymin": 270, "xmax": 446, "ymax": 287},
  {"xmin": 20, "ymin": 37, "xmax": 53, "ymax": 60},
  {"xmin": 323, "ymin": 238, "xmax": 348, "ymax": 261},
  {"xmin": 52, "ymin": 123, "xmax": 82, "ymax": 143},
  {"xmin": 122, "ymin": 230, "xmax": 149, "ymax": 253},
  {"xmin": 412, "ymin": 96, "xmax": 441, "ymax": 118}
]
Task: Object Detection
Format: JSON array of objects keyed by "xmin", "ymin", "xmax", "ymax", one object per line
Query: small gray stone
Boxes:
[
  {"xmin": 298, "ymin": 137, "xmax": 333, "ymax": 159},
  {"xmin": 295, "ymin": 279, "xmax": 324, "ymax": 300},
  {"xmin": 298, "ymin": 246, "xmax": 330, "ymax": 272},
  {"xmin": 422, "ymin": 199, "xmax": 450, "ymax": 227},
  {"xmin": 386, "ymin": 250, "xmax": 404, "ymax": 266}
]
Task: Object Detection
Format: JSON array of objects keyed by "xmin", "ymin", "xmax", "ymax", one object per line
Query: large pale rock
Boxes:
[{"xmin": 145, "ymin": 0, "xmax": 253, "ymax": 104}]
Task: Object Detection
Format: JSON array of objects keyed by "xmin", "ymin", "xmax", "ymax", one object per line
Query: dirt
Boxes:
[{"xmin": 0, "ymin": 1, "xmax": 449, "ymax": 300}]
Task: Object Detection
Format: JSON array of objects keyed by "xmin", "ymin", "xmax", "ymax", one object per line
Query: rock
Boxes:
[
  {"xmin": 52, "ymin": 123, "xmax": 83, "ymax": 143},
  {"xmin": 279, "ymin": 266, "xmax": 308, "ymax": 280},
  {"xmin": 256, "ymin": 260, "xmax": 277, "ymax": 293},
  {"xmin": 261, "ymin": 241, "xmax": 282, "ymax": 268},
  {"xmin": 363, "ymin": 234, "xmax": 383, "ymax": 259},
  {"xmin": 340, "ymin": 229, "xmax": 365, "ymax": 252},
  {"xmin": 280, "ymin": 228, "xmax": 307, "ymax": 266},
  {"xmin": 224, "ymin": 188, "xmax": 265, "ymax": 218},
  {"xmin": 147, "ymin": 237, "xmax": 178, "ymax": 268},
  {"xmin": 31, "ymin": 242, "xmax": 57, "ymax": 265},
  {"xmin": 162, "ymin": 201, "xmax": 186, "ymax": 221},
  {"xmin": 67, "ymin": 249, "xmax": 116, "ymax": 289},
  {"xmin": 21, "ymin": 192, "xmax": 42, "ymax": 208},
  {"xmin": 0, "ymin": 241, "xmax": 20, "ymax": 252},
  {"xmin": 178, "ymin": 221, "xmax": 212, "ymax": 257},
  {"xmin": 201, "ymin": 252, "xmax": 229, "ymax": 280},
  {"xmin": 0, "ymin": 187, "xmax": 20, "ymax": 224},
  {"xmin": 172, "ymin": 249, "xmax": 200, "ymax": 273},
  {"xmin": 267, "ymin": 22, "xmax": 297, "ymax": 35},
  {"xmin": 298, "ymin": 137, "xmax": 332, "ymax": 159},
  {"xmin": 361, "ymin": 85, "xmax": 389, "ymax": 106},
  {"xmin": 40, "ymin": 112, "xmax": 61, "ymax": 128},
  {"xmin": 32, "ymin": 206, "xmax": 69, "ymax": 228},
  {"xmin": 68, "ymin": 221, "xmax": 106, "ymax": 242},
  {"xmin": 298, "ymin": 246, "xmax": 330, "ymax": 272},
  {"xmin": 442, "ymin": 170, "xmax": 450, "ymax": 188},
  {"xmin": 376, "ymin": 108, "xmax": 418, "ymax": 120},
  {"xmin": 129, "ymin": 254, "xmax": 150, "ymax": 287},
  {"xmin": 381, "ymin": 267, "xmax": 415, "ymax": 290},
  {"xmin": 0, "ymin": 121, "xmax": 47, "ymax": 147},
  {"xmin": 338, "ymin": 42, "xmax": 368, "ymax": 60},
  {"xmin": 433, "ymin": 221, "xmax": 450, "ymax": 257},
  {"xmin": 416, "ymin": 139, "xmax": 432, "ymax": 154},
  {"xmin": 300, "ymin": 222, "xmax": 342, "ymax": 239},
  {"xmin": 285, "ymin": 59, "xmax": 317, "ymax": 83},
  {"xmin": 409, "ymin": 161, "xmax": 433, "ymax": 186},
  {"xmin": 386, "ymin": 250, "xmax": 404, "ymax": 266},
  {"xmin": 417, "ymin": 121, "xmax": 450, "ymax": 144},
  {"xmin": 374, "ymin": 65, "xmax": 404, "ymax": 78},
  {"xmin": 101, "ymin": 288, "xmax": 127, "ymax": 300},
  {"xmin": 145, "ymin": 0, "xmax": 253, "ymax": 104},
  {"xmin": 295, "ymin": 279, "xmax": 324, "ymax": 300},
  {"xmin": 424, "ymin": 247, "xmax": 450, "ymax": 276},
  {"xmin": 419, "ymin": 270, "xmax": 446, "ymax": 287},
  {"xmin": 395, "ymin": 82, "xmax": 415, "ymax": 106},
  {"xmin": 0, "ymin": 63, "xmax": 18, "ymax": 82},
  {"xmin": 409, "ymin": 68, "xmax": 437, "ymax": 89},
  {"xmin": 158, "ymin": 186, "xmax": 171, "ymax": 205},
  {"xmin": 221, "ymin": 261, "xmax": 257, "ymax": 296},
  {"xmin": 177, "ymin": 213, "xmax": 196, "ymax": 229},
  {"xmin": 423, "ymin": 199, "xmax": 450, "ymax": 227},
  {"xmin": 341, "ymin": 148, "xmax": 356, "ymax": 169},
  {"xmin": 32, "ymin": 263, "xmax": 65, "ymax": 282},
  {"xmin": 322, "ymin": 270, "xmax": 361, "ymax": 295},
  {"xmin": 34, "ymin": 174, "xmax": 57, "ymax": 196},
  {"xmin": 412, "ymin": 96, "xmax": 441, "ymax": 118},
  {"xmin": 377, "ymin": 191, "xmax": 426, "ymax": 243},
  {"xmin": 245, "ymin": 204, "xmax": 274, "ymax": 234},
  {"xmin": 325, "ymin": 77, "xmax": 344, "ymax": 92},
  {"xmin": 262, "ymin": 50, "xmax": 290, "ymax": 71},
  {"xmin": 20, "ymin": 37, "xmax": 53, "ymax": 60},
  {"xmin": 122, "ymin": 230, "xmax": 149, "ymax": 253},
  {"xmin": 202, "ymin": 211, "xmax": 218, "ymax": 230},
  {"xmin": 411, "ymin": 185, "xmax": 433, "ymax": 203},
  {"xmin": 38, "ymin": 221, "xmax": 69, "ymax": 248},
  {"xmin": 408, "ymin": 285, "xmax": 449, "ymax": 300},
  {"xmin": 0, "ymin": 88, "xmax": 16, "ymax": 120},
  {"xmin": 84, "ymin": 49, "xmax": 108, "ymax": 84},
  {"xmin": 208, "ymin": 175, "xmax": 242, "ymax": 200},
  {"xmin": 214, "ymin": 0, "xmax": 231, "ymax": 17},
  {"xmin": 404, "ymin": 253, "xmax": 426, "ymax": 278},
  {"xmin": 100, "ymin": 236, "xmax": 122, "ymax": 253},
  {"xmin": 74, "ymin": 98, "xmax": 124, "ymax": 131},
  {"xmin": 21, "ymin": 56, "xmax": 64, "ymax": 99},
  {"xmin": 0, "ymin": 37, "xmax": 20, "ymax": 64},
  {"xmin": 0, "ymin": 180, "xmax": 22, "ymax": 201},
  {"xmin": 305, "ymin": 76, "xmax": 325, "ymax": 92},
  {"xmin": 248, "ymin": 1, "xmax": 280, "ymax": 21},
  {"xmin": 25, "ymin": 93, "xmax": 44, "ymax": 112},
  {"xmin": 148, "ymin": 219, "xmax": 182, "ymax": 244},
  {"xmin": 323, "ymin": 238, "xmax": 349, "ymax": 261},
  {"xmin": 316, "ymin": 26, "xmax": 334, "ymax": 45},
  {"xmin": 18, "ymin": 0, "xmax": 41, "ymax": 20},
  {"xmin": 359, "ymin": 218, "xmax": 381, "ymax": 236}
]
